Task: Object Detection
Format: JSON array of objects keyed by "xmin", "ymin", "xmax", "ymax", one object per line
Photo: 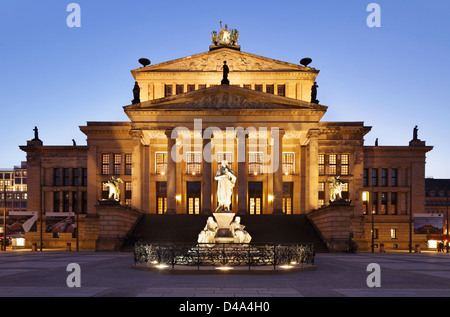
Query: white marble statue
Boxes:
[
  {"xmin": 197, "ymin": 216, "xmax": 219, "ymax": 246},
  {"xmin": 329, "ymin": 176, "xmax": 344, "ymax": 202},
  {"xmin": 105, "ymin": 176, "xmax": 124, "ymax": 201},
  {"xmin": 230, "ymin": 216, "xmax": 252, "ymax": 244},
  {"xmin": 214, "ymin": 160, "xmax": 236, "ymax": 212}
]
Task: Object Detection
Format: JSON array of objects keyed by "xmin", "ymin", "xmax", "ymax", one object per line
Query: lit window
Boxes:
[
  {"xmin": 390, "ymin": 229, "xmax": 397, "ymax": 239},
  {"xmin": 249, "ymin": 152, "xmax": 263, "ymax": 175},
  {"xmin": 102, "ymin": 154, "xmax": 110, "ymax": 175},
  {"xmin": 282, "ymin": 153, "xmax": 294, "ymax": 175},
  {"xmin": 277, "ymin": 84, "xmax": 285, "ymax": 96},
  {"xmin": 156, "ymin": 153, "xmax": 168, "ymax": 175},
  {"xmin": 186, "ymin": 152, "xmax": 202, "ymax": 175},
  {"xmin": 125, "ymin": 154, "xmax": 132, "ymax": 175},
  {"xmin": 114, "ymin": 154, "xmax": 122, "ymax": 175}
]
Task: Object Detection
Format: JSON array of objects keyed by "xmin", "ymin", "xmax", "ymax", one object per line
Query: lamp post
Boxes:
[{"xmin": 371, "ymin": 210, "xmax": 375, "ymax": 253}]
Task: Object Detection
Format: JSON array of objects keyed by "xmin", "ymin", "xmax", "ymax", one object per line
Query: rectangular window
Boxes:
[
  {"xmin": 102, "ymin": 182, "xmax": 109, "ymax": 200},
  {"xmin": 63, "ymin": 168, "xmax": 70, "ymax": 186},
  {"xmin": 328, "ymin": 154, "xmax": 337, "ymax": 175},
  {"xmin": 277, "ymin": 84, "xmax": 285, "ymax": 96},
  {"xmin": 187, "ymin": 84, "xmax": 195, "ymax": 92},
  {"xmin": 53, "ymin": 192, "xmax": 60, "ymax": 212},
  {"xmin": 81, "ymin": 191, "xmax": 87, "ymax": 213},
  {"xmin": 363, "ymin": 168, "xmax": 369, "ymax": 187},
  {"xmin": 381, "ymin": 168, "xmax": 388, "ymax": 187},
  {"xmin": 186, "ymin": 152, "xmax": 202, "ymax": 175},
  {"xmin": 341, "ymin": 154, "xmax": 349, "ymax": 175},
  {"xmin": 164, "ymin": 84, "xmax": 173, "ymax": 97},
  {"xmin": 72, "ymin": 192, "xmax": 78, "ymax": 213},
  {"xmin": 341, "ymin": 182, "xmax": 349, "ymax": 200},
  {"xmin": 73, "ymin": 168, "xmax": 79, "ymax": 186},
  {"xmin": 155, "ymin": 152, "xmax": 168, "ymax": 175},
  {"xmin": 125, "ymin": 181, "xmax": 132, "ymax": 206},
  {"xmin": 283, "ymin": 182, "xmax": 293, "ymax": 214},
  {"xmin": 187, "ymin": 182, "xmax": 201, "ymax": 215},
  {"xmin": 102, "ymin": 154, "xmax": 110, "ymax": 175},
  {"xmin": 82, "ymin": 168, "xmax": 88, "ymax": 186},
  {"xmin": 63, "ymin": 192, "xmax": 70, "ymax": 212},
  {"xmin": 243, "ymin": 84, "xmax": 251, "ymax": 90},
  {"xmin": 156, "ymin": 181, "xmax": 166, "ymax": 214},
  {"xmin": 176, "ymin": 84, "xmax": 184, "ymax": 95},
  {"xmin": 372, "ymin": 192, "xmax": 378, "ymax": 214},
  {"xmin": 318, "ymin": 182, "xmax": 325, "ymax": 207},
  {"xmin": 54, "ymin": 168, "xmax": 61, "ymax": 186},
  {"xmin": 372, "ymin": 169, "xmax": 378, "ymax": 187},
  {"xmin": 282, "ymin": 153, "xmax": 294, "ymax": 175},
  {"xmin": 198, "ymin": 84, "xmax": 206, "ymax": 90},
  {"xmin": 266, "ymin": 84, "xmax": 274, "ymax": 94},
  {"xmin": 318, "ymin": 154, "xmax": 325, "ymax": 176},
  {"xmin": 248, "ymin": 182, "xmax": 263, "ymax": 215},
  {"xmin": 381, "ymin": 192, "xmax": 388, "ymax": 214},
  {"xmin": 391, "ymin": 168, "xmax": 398, "ymax": 187},
  {"xmin": 125, "ymin": 154, "xmax": 132, "ymax": 175},
  {"xmin": 390, "ymin": 192, "xmax": 398, "ymax": 214},
  {"xmin": 390, "ymin": 229, "xmax": 397, "ymax": 239},
  {"xmin": 249, "ymin": 152, "xmax": 263, "ymax": 175},
  {"xmin": 255, "ymin": 84, "xmax": 263, "ymax": 92},
  {"xmin": 114, "ymin": 154, "xmax": 122, "ymax": 175}
]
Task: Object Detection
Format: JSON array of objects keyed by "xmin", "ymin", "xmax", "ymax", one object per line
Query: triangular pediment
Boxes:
[
  {"xmin": 125, "ymin": 84, "xmax": 326, "ymax": 111},
  {"xmin": 132, "ymin": 47, "xmax": 318, "ymax": 73}
]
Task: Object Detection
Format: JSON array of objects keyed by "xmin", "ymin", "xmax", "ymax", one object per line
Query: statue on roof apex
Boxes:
[{"xmin": 211, "ymin": 22, "xmax": 239, "ymax": 46}]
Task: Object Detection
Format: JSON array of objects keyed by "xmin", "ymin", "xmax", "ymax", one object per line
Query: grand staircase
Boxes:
[{"xmin": 125, "ymin": 214, "xmax": 328, "ymax": 252}]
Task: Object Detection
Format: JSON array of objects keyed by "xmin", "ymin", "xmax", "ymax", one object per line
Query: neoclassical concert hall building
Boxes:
[{"xmin": 20, "ymin": 27, "xmax": 433, "ymax": 252}]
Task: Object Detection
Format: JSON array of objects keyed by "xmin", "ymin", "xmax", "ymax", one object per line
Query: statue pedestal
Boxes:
[{"xmin": 213, "ymin": 213, "xmax": 235, "ymax": 243}]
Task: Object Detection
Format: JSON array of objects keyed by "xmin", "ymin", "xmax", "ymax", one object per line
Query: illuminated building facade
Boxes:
[{"xmin": 20, "ymin": 35, "xmax": 433, "ymax": 251}]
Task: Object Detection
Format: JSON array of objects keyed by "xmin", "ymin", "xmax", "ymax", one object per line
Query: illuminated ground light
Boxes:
[
  {"xmin": 215, "ymin": 266, "xmax": 234, "ymax": 271},
  {"xmin": 154, "ymin": 263, "xmax": 170, "ymax": 269}
]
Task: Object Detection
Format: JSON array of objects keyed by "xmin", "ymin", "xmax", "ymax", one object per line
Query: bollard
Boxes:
[
  {"xmin": 32, "ymin": 243, "xmax": 37, "ymax": 252},
  {"xmin": 379, "ymin": 243, "xmax": 385, "ymax": 253},
  {"xmin": 415, "ymin": 244, "xmax": 421, "ymax": 253},
  {"xmin": 66, "ymin": 243, "xmax": 72, "ymax": 251}
]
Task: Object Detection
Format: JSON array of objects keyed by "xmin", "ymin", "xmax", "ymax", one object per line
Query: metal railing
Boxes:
[{"xmin": 134, "ymin": 242, "xmax": 314, "ymax": 270}]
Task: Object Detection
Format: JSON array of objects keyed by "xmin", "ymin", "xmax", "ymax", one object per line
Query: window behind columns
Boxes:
[
  {"xmin": 283, "ymin": 182, "xmax": 293, "ymax": 214},
  {"xmin": 155, "ymin": 152, "xmax": 168, "ymax": 175},
  {"xmin": 187, "ymin": 182, "xmax": 201, "ymax": 215},
  {"xmin": 156, "ymin": 181, "xmax": 167, "ymax": 214},
  {"xmin": 248, "ymin": 182, "xmax": 263, "ymax": 215}
]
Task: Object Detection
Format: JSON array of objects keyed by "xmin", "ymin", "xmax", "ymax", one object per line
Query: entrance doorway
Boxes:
[
  {"xmin": 248, "ymin": 182, "xmax": 263, "ymax": 215},
  {"xmin": 187, "ymin": 182, "xmax": 201, "ymax": 214}
]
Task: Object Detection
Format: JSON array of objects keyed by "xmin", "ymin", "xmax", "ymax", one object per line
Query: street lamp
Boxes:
[{"xmin": 371, "ymin": 210, "xmax": 375, "ymax": 253}]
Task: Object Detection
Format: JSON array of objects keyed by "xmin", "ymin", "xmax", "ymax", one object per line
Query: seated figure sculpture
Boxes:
[
  {"xmin": 197, "ymin": 216, "xmax": 219, "ymax": 246},
  {"xmin": 230, "ymin": 216, "xmax": 251, "ymax": 244}
]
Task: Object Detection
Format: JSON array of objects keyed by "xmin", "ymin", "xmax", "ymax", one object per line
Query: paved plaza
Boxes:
[{"xmin": 0, "ymin": 249, "xmax": 449, "ymax": 299}]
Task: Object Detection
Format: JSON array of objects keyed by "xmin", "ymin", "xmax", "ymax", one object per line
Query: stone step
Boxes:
[{"xmin": 125, "ymin": 214, "xmax": 328, "ymax": 252}]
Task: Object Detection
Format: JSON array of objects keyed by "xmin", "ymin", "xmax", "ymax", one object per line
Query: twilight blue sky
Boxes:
[{"xmin": 0, "ymin": 0, "xmax": 449, "ymax": 177}]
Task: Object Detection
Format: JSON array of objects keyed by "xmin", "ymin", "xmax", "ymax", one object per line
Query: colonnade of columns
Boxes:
[{"xmin": 130, "ymin": 128, "xmax": 291, "ymax": 214}]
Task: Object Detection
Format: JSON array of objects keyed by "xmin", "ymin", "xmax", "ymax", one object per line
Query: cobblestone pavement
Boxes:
[{"xmin": 0, "ymin": 250, "xmax": 449, "ymax": 299}]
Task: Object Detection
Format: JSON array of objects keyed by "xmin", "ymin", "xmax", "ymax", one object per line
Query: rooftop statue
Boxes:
[{"xmin": 211, "ymin": 21, "xmax": 239, "ymax": 46}]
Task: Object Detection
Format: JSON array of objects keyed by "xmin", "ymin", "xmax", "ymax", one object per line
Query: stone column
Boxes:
[
  {"xmin": 307, "ymin": 129, "xmax": 320, "ymax": 212},
  {"xmin": 272, "ymin": 129, "xmax": 285, "ymax": 214},
  {"xmin": 202, "ymin": 132, "xmax": 212, "ymax": 214},
  {"xmin": 237, "ymin": 130, "xmax": 248, "ymax": 214},
  {"xmin": 130, "ymin": 130, "xmax": 143, "ymax": 211},
  {"xmin": 165, "ymin": 129, "xmax": 177, "ymax": 214}
]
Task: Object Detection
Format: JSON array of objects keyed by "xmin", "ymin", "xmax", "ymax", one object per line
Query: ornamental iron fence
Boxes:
[{"xmin": 134, "ymin": 242, "xmax": 314, "ymax": 270}]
